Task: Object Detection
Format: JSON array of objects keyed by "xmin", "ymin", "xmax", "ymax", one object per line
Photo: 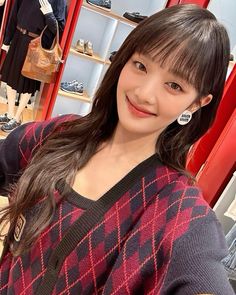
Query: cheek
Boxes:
[
  {"xmin": 117, "ymin": 62, "xmax": 136, "ymax": 94},
  {"xmin": 117, "ymin": 69, "xmax": 129, "ymax": 103}
]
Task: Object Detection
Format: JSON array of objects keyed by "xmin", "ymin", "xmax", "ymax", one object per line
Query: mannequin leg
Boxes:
[
  {"xmin": 6, "ymin": 85, "xmax": 17, "ymax": 118},
  {"xmin": 1, "ymin": 92, "xmax": 32, "ymax": 133},
  {"xmin": 14, "ymin": 92, "xmax": 32, "ymax": 122}
]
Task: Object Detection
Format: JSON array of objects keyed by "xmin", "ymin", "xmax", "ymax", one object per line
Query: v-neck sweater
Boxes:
[{"xmin": 0, "ymin": 115, "xmax": 234, "ymax": 294}]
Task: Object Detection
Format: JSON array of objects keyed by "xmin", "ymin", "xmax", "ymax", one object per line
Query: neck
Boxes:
[{"xmin": 103, "ymin": 123, "xmax": 161, "ymax": 164}]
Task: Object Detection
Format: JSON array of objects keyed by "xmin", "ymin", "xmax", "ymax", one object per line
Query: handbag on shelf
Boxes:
[{"xmin": 21, "ymin": 23, "xmax": 63, "ymax": 84}]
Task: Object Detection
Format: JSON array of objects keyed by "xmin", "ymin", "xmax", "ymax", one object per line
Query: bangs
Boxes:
[{"xmin": 136, "ymin": 33, "xmax": 214, "ymax": 95}]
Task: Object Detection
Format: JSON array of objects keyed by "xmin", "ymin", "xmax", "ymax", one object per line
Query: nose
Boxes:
[{"xmin": 133, "ymin": 77, "xmax": 158, "ymax": 105}]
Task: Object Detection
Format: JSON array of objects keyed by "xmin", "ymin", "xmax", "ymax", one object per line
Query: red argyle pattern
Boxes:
[
  {"xmin": 0, "ymin": 116, "xmax": 211, "ymax": 294},
  {"xmin": 0, "ymin": 197, "xmax": 85, "ymax": 294},
  {"xmin": 53, "ymin": 175, "xmax": 209, "ymax": 295},
  {"xmin": 18, "ymin": 114, "xmax": 77, "ymax": 169}
]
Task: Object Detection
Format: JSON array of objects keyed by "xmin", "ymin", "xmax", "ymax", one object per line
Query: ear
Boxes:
[{"xmin": 189, "ymin": 94, "xmax": 213, "ymax": 114}]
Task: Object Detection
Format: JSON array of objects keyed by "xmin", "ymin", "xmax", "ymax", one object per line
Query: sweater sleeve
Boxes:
[
  {"xmin": 102, "ymin": 180, "xmax": 235, "ymax": 294},
  {"xmin": 0, "ymin": 115, "xmax": 77, "ymax": 196},
  {"xmin": 162, "ymin": 214, "xmax": 235, "ymax": 295},
  {"xmin": 44, "ymin": 0, "xmax": 66, "ymax": 36}
]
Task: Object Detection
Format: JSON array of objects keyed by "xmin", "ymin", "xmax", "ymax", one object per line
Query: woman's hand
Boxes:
[{"xmin": 39, "ymin": 0, "xmax": 53, "ymax": 15}]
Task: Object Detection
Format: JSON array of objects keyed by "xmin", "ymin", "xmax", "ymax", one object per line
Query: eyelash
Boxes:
[
  {"xmin": 133, "ymin": 60, "xmax": 147, "ymax": 72},
  {"xmin": 166, "ymin": 82, "xmax": 183, "ymax": 92}
]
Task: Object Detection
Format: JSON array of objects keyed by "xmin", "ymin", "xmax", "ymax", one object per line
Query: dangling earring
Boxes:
[{"xmin": 177, "ymin": 110, "xmax": 192, "ymax": 125}]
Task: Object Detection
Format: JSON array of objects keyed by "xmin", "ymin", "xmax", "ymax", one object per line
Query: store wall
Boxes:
[{"xmin": 208, "ymin": 0, "xmax": 236, "ymax": 51}]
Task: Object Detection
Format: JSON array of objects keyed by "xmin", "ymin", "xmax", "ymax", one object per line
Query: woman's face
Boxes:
[{"xmin": 116, "ymin": 52, "xmax": 201, "ymax": 139}]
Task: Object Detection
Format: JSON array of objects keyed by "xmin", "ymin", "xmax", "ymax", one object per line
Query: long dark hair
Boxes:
[{"xmin": 0, "ymin": 4, "xmax": 230, "ymax": 255}]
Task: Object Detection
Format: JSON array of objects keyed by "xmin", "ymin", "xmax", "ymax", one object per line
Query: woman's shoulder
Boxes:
[
  {"xmin": 152, "ymin": 162, "xmax": 205, "ymax": 201},
  {"xmin": 148, "ymin": 163, "xmax": 213, "ymax": 231}
]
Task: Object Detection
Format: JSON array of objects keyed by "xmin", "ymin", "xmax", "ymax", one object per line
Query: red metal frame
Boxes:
[
  {"xmin": 0, "ymin": 0, "xmax": 14, "ymax": 69},
  {"xmin": 196, "ymin": 108, "xmax": 236, "ymax": 207},
  {"xmin": 36, "ymin": 0, "xmax": 83, "ymax": 120},
  {"xmin": 0, "ymin": 0, "xmax": 13, "ymax": 46},
  {"xmin": 187, "ymin": 64, "xmax": 236, "ymax": 175},
  {"xmin": 166, "ymin": 0, "xmax": 210, "ymax": 8}
]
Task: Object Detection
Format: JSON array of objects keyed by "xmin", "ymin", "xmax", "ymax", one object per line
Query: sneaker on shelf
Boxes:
[
  {"xmin": 86, "ymin": 0, "xmax": 111, "ymax": 11},
  {"xmin": 0, "ymin": 113, "xmax": 11, "ymax": 124},
  {"xmin": 123, "ymin": 12, "xmax": 148, "ymax": 24},
  {"xmin": 75, "ymin": 39, "xmax": 85, "ymax": 53},
  {"xmin": 60, "ymin": 80, "xmax": 79, "ymax": 88},
  {"xmin": 1, "ymin": 118, "xmax": 21, "ymax": 133},
  {"xmin": 109, "ymin": 51, "xmax": 117, "ymax": 62},
  {"xmin": 84, "ymin": 41, "xmax": 93, "ymax": 56},
  {"xmin": 60, "ymin": 81, "xmax": 84, "ymax": 95}
]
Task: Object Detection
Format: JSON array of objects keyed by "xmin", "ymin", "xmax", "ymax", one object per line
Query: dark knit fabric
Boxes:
[{"xmin": 0, "ymin": 115, "xmax": 234, "ymax": 295}]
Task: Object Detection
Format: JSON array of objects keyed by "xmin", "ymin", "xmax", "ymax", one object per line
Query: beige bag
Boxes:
[{"xmin": 21, "ymin": 24, "xmax": 63, "ymax": 83}]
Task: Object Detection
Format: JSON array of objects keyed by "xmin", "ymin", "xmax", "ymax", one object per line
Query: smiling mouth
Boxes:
[{"xmin": 126, "ymin": 96, "xmax": 156, "ymax": 116}]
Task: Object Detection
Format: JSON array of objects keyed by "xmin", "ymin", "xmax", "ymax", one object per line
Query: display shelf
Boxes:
[
  {"xmin": 104, "ymin": 59, "xmax": 111, "ymax": 65},
  {"xmin": 71, "ymin": 7, "xmax": 118, "ymax": 61},
  {"xmin": 58, "ymin": 89, "xmax": 91, "ymax": 103},
  {"xmin": 82, "ymin": 2, "xmax": 138, "ymax": 27},
  {"xmin": 107, "ymin": 21, "xmax": 134, "ymax": 59},
  {"xmin": 70, "ymin": 47, "xmax": 105, "ymax": 64}
]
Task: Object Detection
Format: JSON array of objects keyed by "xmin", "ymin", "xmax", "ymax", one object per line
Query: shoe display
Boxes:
[
  {"xmin": 123, "ymin": 12, "xmax": 148, "ymax": 23},
  {"xmin": 75, "ymin": 39, "xmax": 85, "ymax": 53},
  {"xmin": 86, "ymin": 0, "xmax": 111, "ymax": 11},
  {"xmin": 60, "ymin": 81, "xmax": 84, "ymax": 95},
  {"xmin": 0, "ymin": 113, "xmax": 11, "ymax": 124},
  {"xmin": 1, "ymin": 118, "xmax": 21, "ymax": 133},
  {"xmin": 60, "ymin": 80, "xmax": 79, "ymax": 88},
  {"xmin": 109, "ymin": 51, "xmax": 117, "ymax": 62},
  {"xmin": 84, "ymin": 41, "xmax": 93, "ymax": 56}
]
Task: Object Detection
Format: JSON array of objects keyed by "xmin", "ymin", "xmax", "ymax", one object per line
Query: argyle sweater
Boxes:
[{"xmin": 0, "ymin": 115, "xmax": 234, "ymax": 295}]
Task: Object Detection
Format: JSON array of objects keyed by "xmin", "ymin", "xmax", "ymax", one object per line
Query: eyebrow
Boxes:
[
  {"xmin": 137, "ymin": 52, "xmax": 191, "ymax": 87},
  {"xmin": 167, "ymin": 69, "xmax": 190, "ymax": 86},
  {"xmin": 140, "ymin": 53, "xmax": 191, "ymax": 86}
]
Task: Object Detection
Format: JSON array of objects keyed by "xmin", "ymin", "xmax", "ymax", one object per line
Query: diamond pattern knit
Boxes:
[{"xmin": 0, "ymin": 115, "xmax": 234, "ymax": 295}]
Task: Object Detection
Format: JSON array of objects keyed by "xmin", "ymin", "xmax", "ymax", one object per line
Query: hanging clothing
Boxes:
[
  {"xmin": 0, "ymin": 115, "xmax": 235, "ymax": 295},
  {"xmin": 0, "ymin": 0, "xmax": 66, "ymax": 95}
]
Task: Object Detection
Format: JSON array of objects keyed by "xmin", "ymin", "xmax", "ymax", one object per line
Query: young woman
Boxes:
[{"xmin": 0, "ymin": 4, "xmax": 234, "ymax": 295}]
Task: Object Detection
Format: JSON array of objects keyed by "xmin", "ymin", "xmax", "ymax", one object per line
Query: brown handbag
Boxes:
[{"xmin": 21, "ymin": 23, "xmax": 63, "ymax": 84}]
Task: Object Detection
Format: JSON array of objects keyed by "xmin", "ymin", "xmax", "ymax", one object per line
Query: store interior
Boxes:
[{"xmin": 0, "ymin": 0, "xmax": 235, "ymax": 292}]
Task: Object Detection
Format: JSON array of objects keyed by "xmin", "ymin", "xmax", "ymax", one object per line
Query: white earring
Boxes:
[{"xmin": 177, "ymin": 110, "xmax": 192, "ymax": 125}]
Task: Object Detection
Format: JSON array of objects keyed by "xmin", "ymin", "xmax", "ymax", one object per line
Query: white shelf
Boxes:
[
  {"xmin": 70, "ymin": 47, "xmax": 106, "ymax": 64},
  {"xmin": 58, "ymin": 89, "xmax": 91, "ymax": 103},
  {"xmin": 82, "ymin": 2, "xmax": 137, "ymax": 27}
]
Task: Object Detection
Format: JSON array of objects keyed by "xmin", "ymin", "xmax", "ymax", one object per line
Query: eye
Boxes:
[
  {"xmin": 133, "ymin": 61, "xmax": 147, "ymax": 72},
  {"xmin": 166, "ymin": 82, "xmax": 183, "ymax": 92}
]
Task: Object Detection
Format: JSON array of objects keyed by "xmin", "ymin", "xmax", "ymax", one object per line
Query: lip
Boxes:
[{"xmin": 126, "ymin": 96, "xmax": 156, "ymax": 118}]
